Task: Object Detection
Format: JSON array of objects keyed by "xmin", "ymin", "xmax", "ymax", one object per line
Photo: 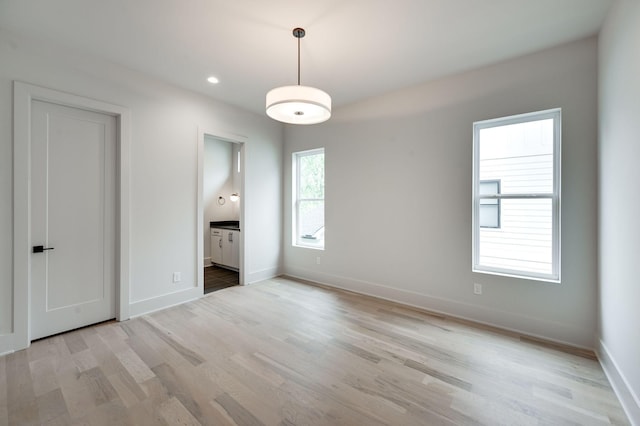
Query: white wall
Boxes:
[
  {"xmin": 284, "ymin": 37, "xmax": 598, "ymax": 349},
  {"xmin": 0, "ymin": 29, "xmax": 283, "ymax": 351},
  {"xmin": 598, "ymin": 1, "xmax": 640, "ymax": 423}
]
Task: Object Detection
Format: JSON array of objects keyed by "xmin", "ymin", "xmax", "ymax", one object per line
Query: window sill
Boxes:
[
  {"xmin": 472, "ymin": 268, "xmax": 560, "ymax": 284},
  {"xmin": 293, "ymin": 243, "xmax": 324, "ymax": 251}
]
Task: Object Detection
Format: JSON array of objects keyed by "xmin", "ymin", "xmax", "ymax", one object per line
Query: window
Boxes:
[
  {"xmin": 479, "ymin": 180, "xmax": 501, "ymax": 228},
  {"xmin": 472, "ymin": 109, "xmax": 561, "ymax": 282},
  {"xmin": 293, "ymin": 148, "xmax": 324, "ymax": 249}
]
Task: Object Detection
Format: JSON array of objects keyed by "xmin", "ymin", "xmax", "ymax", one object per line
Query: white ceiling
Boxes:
[{"xmin": 0, "ymin": 0, "xmax": 614, "ymax": 115}]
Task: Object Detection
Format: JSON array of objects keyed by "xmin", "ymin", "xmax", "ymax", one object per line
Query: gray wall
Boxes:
[
  {"xmin": 0, "ymin": 29, "xmax": 283, "ymax": 351},
  {"xmin": 284, "ymin": 37, "xmax": 598, "ymax": 348},
  {"xmin": 598, "ymin": 0, "xmax": 640, "ymax": 422}
]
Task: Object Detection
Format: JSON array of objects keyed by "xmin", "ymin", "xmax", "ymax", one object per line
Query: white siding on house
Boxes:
[{"xmin": 479, "ymin": 154, "xmax": 553, "ymax": 275}]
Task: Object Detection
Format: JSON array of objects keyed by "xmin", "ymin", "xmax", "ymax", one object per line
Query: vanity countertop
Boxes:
[{"xmin": 210, "ymin": 220, "xmax": 240, "ymax": 231}]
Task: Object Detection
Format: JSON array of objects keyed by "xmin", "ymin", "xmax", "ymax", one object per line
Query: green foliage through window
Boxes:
[{"xmin": 299, "ymin": 153, "xmax": 324, "ymax": 199}]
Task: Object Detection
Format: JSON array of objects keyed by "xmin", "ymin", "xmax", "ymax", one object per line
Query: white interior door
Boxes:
[{"xmin": 30, "ymin": 100, "xmax": 116, "ymax": 340}]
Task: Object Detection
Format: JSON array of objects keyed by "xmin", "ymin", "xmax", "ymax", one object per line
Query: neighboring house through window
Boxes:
[
  {"xmin": 472, "ymin": 109, "xmax": 561, "ymax": 282},
  {"xmin": 479, "ymin": 180, "xmax": 501, "ymax": 228},
  {"xmin": 293, "ymin": 148, "xmax": 325, "ymax": 249}
]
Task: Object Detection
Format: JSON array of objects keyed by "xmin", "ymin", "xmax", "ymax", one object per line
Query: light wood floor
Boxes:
[{"xmin": 0, "ymin": 277, "xmax": 629, "ymax": 425}]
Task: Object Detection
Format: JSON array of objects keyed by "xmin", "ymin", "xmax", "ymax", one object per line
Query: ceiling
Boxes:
[{"xmin": 0, "ymin": 0, "xmax": 614, "ymax": 115}]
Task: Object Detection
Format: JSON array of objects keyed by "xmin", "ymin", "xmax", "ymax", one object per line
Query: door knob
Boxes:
[{"xmin": 33, "ymin": 245, "xmax": 54, "ymax": 253}]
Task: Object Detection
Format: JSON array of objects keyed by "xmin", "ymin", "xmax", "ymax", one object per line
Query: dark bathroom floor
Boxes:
[{"xmin": 204, "ymin": 265, "xmax": 238, "ymax": 294}]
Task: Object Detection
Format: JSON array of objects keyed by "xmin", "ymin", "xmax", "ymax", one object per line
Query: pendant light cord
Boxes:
[
  {"xmin": 293, "ymin": 27, "xmax": 305, "ymax": 86},
  {"xmin": 297, "ymin": 33, "xmax": 301, "ymax": 86}
]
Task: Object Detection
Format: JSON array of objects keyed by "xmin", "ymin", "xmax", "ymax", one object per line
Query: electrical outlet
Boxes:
[
  {"xmin": 173, "ymin": 272, "xmax": 181, "ymax": 283},
  {"xmin": 316, "ymin": 257, "xmax": 321, "ymax": 265},
  {"xmin": 473, "ymin": 283, "xmax": 482, "ymax": 295}
]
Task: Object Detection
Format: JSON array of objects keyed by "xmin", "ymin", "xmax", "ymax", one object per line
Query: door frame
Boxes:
[
  {"xmin": 197, "ymin": 128, "xmax": 247, "ymax": 287},
  {"xmin": 12, "ymin": 81, "xmax": 131, "ymax": 351}
]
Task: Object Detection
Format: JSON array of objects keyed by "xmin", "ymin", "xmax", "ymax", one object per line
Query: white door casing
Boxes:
[
  {"xmin": 11, "ymin": 81, "xmax": 131, "ymax": 352},
  {"xmin": 30, "ymin": 100, "xmax": 116, "ymax": 340}
]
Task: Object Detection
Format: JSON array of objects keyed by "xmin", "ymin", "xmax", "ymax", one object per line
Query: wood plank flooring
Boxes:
[{"xmin": 0, "ymin": 276, "xmax": 629, "ymax": 425}]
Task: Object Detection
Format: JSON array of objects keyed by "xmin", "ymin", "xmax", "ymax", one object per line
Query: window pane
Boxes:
[
  {"xmin": 479, "ymin": 119, "xmax": 553, "ymax": 194},
  {"xmin": 479, "ymin": 204, "xmax": 499, "ymax": 228},
  {"xmin": 299, "ymin": 153, "xmax": 325, "ymax": 199},
  {"xmin": 479, "ymin": 180, "xmax": 499, "ymax": 197},
  {"xmin": 298, "ymin": 200, "xmax": 324, "ymax": 246},
  {"xmin": 478, "ymin": 198, "xmax": 552, "ymax": 275},
  {"xmin": 479, "ymin": 180, "xmax": 500, "ymax": 228}
]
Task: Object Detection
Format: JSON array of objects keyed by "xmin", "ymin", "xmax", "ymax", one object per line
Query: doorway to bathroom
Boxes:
[{"xmin": 198, "ymin": 130, "xmax": 246, "ymax": 294}]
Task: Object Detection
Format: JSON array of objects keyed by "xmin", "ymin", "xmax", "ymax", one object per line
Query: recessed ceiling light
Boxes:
[{"xmin": 207, "ymin": 76, "xmax": 219, "ymax": 84}]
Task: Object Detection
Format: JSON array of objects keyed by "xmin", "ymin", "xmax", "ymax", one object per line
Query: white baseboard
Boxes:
[
  {"xmin": 285, "ymin": 266, "xmax": 595, "ymax": 350},
  {"xmin": 598, "ymin": 340, "xmax": 640, "ymax": 425},
  {"xmin": 204, "ymin": 257, "xmax": 211, "ymax": 266},
  {"xmin": 129, "ymin": 287, "xmax": 202, "ymax": 318},
  {"xmin": 246, "ymin": 266, "xmax": 281, "ymax": 285},
  {"xmin": 128, "ymin": 264, "xmax": 281, "ymax": 318}
]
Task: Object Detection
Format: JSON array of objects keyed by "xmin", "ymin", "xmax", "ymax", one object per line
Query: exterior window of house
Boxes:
[
  {"xmin": 472, "ymin": 109, "xmax": 561, "ymax": 282},
  {"xmin": 479, "ymin": 180, "xmax": 501, "ymax": 228},
  {"xmin": 293, "ymin": 148, "xmax": 325, "ymax": 249}
]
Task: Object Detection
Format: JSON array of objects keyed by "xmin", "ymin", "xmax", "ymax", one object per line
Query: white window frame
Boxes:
[
  {"xmin": 472, "ymin": 108, "xmax": 561, "ymax": 282},
  {"xmin": 292, "ymin": 148, "xmax": 325, "ymax": 250}
]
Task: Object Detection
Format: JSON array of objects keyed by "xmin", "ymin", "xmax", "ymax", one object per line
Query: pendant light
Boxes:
[{"xmin": 266, "ymin": 28, "xmax": 331, "ymax": 125}]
